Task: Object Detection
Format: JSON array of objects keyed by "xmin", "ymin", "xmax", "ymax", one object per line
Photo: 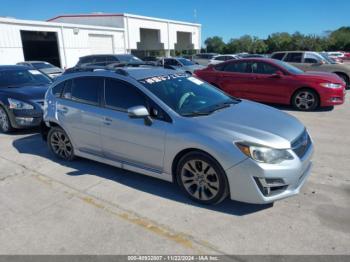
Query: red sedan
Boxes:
[{"xmin": 194, "ymin": 58, "xmax": 346, "ymax": 111}]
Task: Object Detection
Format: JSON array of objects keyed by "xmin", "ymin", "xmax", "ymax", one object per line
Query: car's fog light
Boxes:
[
  {"xmin": 15, "ymin": 117, "xmax": 34, "ymax": 125},
  {"xmin": 254, "ymin": 177, "xmax": 288, "ymax": 196},
  {"xmin": 329, "ymin": 97, "xmax": 342, "ymax": 102}
]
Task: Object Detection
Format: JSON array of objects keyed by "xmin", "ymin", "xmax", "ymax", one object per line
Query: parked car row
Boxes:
[
  {"xmin": 0, "ymin": 61, "xmax": 315, "ymax": 206},
  {"xmin": 270, "ymin": 51, "xmax": 350, "ymax": 87},
  {"xmin": 2, "ymin": 49, "xmax": 347, "ymax": 206},
  {"xmin": 194, "ymin": 58, "xmax": 346, "ymax": 111},
  {"xmin": 16, "ymin": 61, "xmax": 64, "ymax": 79}
]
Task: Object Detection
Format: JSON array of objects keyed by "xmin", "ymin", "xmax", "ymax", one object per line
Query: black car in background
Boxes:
[
  {"xmin": 0, "ymin": 66, "xmax": 52, "ymax": 133},
  {"xmin": 76, "ymin": 54, "xmax": 144, "ymax": 67}
]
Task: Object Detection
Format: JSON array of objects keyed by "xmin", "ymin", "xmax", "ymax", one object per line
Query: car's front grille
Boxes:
[{"xmin": 292, "ymin": 130, "xmax": 311, "ymax": 159}]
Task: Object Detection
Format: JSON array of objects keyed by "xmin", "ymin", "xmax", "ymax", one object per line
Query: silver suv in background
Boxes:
[
  {"xmin": 157, "ymin": 57, "xmax": 204, "ymax": 74},
  {"xmin": 271, "ymin": 51, "xmax": 350, "ymax": 87},
  {"xmin": 192, "ymin": 53, "xmax": 219, "ymax": 66},
  {"xmin": 43, "ymin": 66, "xmax": 313, "ymax": 205}
]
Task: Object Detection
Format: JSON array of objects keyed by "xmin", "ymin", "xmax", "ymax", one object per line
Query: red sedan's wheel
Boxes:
[{"xmin": 292, "ymin": 89, "xmax": 319, "ymax": 111}]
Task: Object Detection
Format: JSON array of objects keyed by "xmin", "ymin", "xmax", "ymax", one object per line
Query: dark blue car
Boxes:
[{"xmin": 0, "ymin": 65, "xmax": 52, "ymax": 133}]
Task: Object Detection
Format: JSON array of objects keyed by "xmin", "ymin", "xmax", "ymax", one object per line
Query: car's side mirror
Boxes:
[{"xmin": 127, "ymin": 105, "xmax": 153, "ymax": 125}]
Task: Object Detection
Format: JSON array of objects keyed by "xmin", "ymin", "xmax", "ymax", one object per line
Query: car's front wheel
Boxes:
[
  {"xmin": 176, "ymin": 151, "xmax": 228, "ymax": 205},
  {"xmin": 292, "ymin": 89, "xmax": 319, "ymax": 111},
  {"xmin": 48, "ymin": 126, "xmax": 75, "ymax": 161},
  {"xmin": 0, "ymin": 106, "xmax": 12, "ymax": 133}
]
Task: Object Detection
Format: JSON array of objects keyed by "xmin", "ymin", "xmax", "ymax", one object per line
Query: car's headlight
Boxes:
[
  {"xmin": 236, "ymin": 142, "xmax": 294, "ymax": 164},
  {"xmin": 320, "ymin": 83, "xmax": 342, "ymax": 89},
  {"xmin": 8, "ymin": 98, "xmax": 34, "ymax": 110}
]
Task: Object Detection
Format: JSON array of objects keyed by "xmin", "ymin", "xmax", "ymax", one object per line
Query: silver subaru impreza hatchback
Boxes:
[{"xmin": 43, "ymin": 66, "xmax": 313, "ymax": 205}]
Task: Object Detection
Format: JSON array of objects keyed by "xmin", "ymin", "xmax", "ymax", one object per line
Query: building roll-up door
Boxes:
[{"xmin": 88, "ymin": 34, "xmax": 114, "ymax": 54}]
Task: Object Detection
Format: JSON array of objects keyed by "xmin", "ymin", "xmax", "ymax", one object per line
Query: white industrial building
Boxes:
[{"xmin": 0, "ymin": 13, "xmax": 201, "ymax": 68}]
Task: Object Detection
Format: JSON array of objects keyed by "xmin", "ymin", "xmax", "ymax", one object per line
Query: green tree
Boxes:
[
  {"xmin": 204, "ymin": 36, "xmax": 225, "ymax": 53},
  {"xmin": 328, "ymin": 27, "xmax": 350, "ymax": 51},
  {"xmin": 265, "ymin": 32, "xmax": 293, "ymax": 52}
]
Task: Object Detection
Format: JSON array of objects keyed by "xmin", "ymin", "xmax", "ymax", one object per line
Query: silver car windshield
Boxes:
[{"xmin": 140, "ymin": 74, "xmax": 240, "ymax": 117}]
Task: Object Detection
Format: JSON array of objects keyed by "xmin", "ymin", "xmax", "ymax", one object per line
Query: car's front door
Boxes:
[
  {"xmin": 100, "ymin": 78, "xmax": 168, "ymax": 174},
  {"xmin": 246, "ymin": 61, "xmax": 293, "ymax": 104},
  {"xmin": 58, "ymin": 77, "xmax": 104, "ymax": 156}
]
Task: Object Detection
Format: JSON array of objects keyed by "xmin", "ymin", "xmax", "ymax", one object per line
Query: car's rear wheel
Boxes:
[
  {"xmin": 292, "ymin": 89, "xmax": 319, "ymax": 111},
  {"xmin": 0, "ymin": 106, "xmax": 12, "ymax": 133},
  {"xmin": 176, "ymin": 151, "xmax": 228, "ymax": 205},
  {"xmin": 48, "ymin": 127, "xmax": 75, "ymax": 161}
]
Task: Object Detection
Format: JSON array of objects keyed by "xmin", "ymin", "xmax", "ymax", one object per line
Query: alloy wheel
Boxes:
[
  {"xmin": 294, "ymin": 91, "xmax": 316, "ymax": 110},
  {"xmin": 0, "ymin": 107, "xmax": 10, "ymax": 132},
  {"xmin": 180, "ymin": 159, "xmax": 220, "ymax": 201},
  {"xmin": 50, "ymin": 130, "xmax": 73, "ymax": 160}
]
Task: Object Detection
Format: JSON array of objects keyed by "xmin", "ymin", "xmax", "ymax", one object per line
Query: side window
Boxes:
[
  {"xmin": 62, "ymin": 80, "xmax": 72, "ymax": 99},
  {"xmin": 104, "ymin": 79, "xmax": 146, "ymax": 110},
  {"xmin": 70, "ymin": 77, "xmax": 103, "ymax": 105},
  {"xmin": 147, "ymin": 99, "xmax": 171, "ymax": 122},
  {"xmin": 214, "ymin": 63, "xmax": 226, "ymax": 71},
  {"xmin": 164, "ymin": 59, "xmax": 179, "ymax": 66},
  {"xmin": 215, "ymin": 56, "xmax": 226, "ymax": 61},
  {"xmin": 252, "ymin": 62, "xmax": 278, "ymax": 74},
  {"xmin": 304, "ymin": 53, "xmax": 321, "ymax": 64},
  {"xmin": 79, "ymin": 57, "xmax": 91, "ymax": 64},
  {"xmin": 284, "ymin": 53, "xmax": 303, "ymax": 63},
  {"xmin": 52, "ymin": 81, "xmax": 65, "ymax": 98},
  {"xmin": 223, "ymin": 62, "xmax": 250, "ymax": 73},
  {"xmin": 271, "ymin": 53, "xmax": 285, "ymax": 60},
  {"xmin": 92, "ymin": 56, "xmax": 107, "ymax": 65},
  {"xmin": 107, "ymin": 56, "xmax": 119, "ymax": 62},
  {"xmin": 304, "ymin": 58, "xmax": 318, "ymax": 64}
]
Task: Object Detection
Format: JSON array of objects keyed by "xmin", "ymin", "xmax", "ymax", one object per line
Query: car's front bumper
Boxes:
[
  {"xmin": 7, "ymin": 108, "xmax": 43, "ymax": 129},
  {"xmin": 225, "ymin": 142, "xmax": 314, "ymax": 204},
  {"xmin": 320, "ymin": 87, "xmax": 346, "ymax": 107}
]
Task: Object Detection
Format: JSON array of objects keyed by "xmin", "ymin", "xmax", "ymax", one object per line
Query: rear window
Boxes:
[
  {"xmin": 78, "ymin": 56, "xmax": 93, "ymax": 64},
  {"xmin": 271, "ymin": 53, "xmax": 285, "ymax": 60},
  {"xmin": 284, "ymin": 53, "xmax": 303, "ymax": 63}
]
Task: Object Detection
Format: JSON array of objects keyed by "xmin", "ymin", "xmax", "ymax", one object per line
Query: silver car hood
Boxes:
[{"xmin": 187, "ymin": 100, "xmax": 305, "ymax": 149}]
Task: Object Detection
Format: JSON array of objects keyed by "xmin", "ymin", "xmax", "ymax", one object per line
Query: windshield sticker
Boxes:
[
  {"xmin": 140, "ymin": 73, "xmax": 187, "ymax": 85},
  {"xmin": 29, "ymin": 70, "xmax": 41, "ymax": 75},
  {"xmin": 188, "ymin": 76, "xmax": 204, "ymax": 85}
]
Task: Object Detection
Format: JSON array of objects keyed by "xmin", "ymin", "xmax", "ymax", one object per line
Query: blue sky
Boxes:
[{"xmin": 1, "ymin": 0, "xmax": 349, "ymax": 44}]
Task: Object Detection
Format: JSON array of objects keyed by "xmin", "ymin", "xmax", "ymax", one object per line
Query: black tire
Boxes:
[
  {"xmin": 47, "ymin": 126, "xmax": 75, "ymax": 161},
  {"xmin": 0, "ymin": 106, "xmax": 12, "ymax": 133},
  {"xmin": 292, "ymin": 89, "xmax": 319, "ymax": 111},
  {"xmin": 335, "ymin": 73, "xmax": 349, "ymax": 88},
  {"xmin": 176, "ymin": 151, "xmax": 228, "ymax": 205}
]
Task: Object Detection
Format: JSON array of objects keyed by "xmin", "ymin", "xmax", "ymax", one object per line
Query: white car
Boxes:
[
  {"xmin": 209, "ymin": 54, "xmax": 239, "ymax": 65},
  {"xmin": 327, "ymin": 52, "xmax": 345, "ymax": 58}
]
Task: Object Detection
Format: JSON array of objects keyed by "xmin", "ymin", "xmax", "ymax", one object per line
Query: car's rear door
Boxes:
[
  {"xmin": 214, "ymin": 60, "xmax": 254, "ymax": 99},
  {"xmin": 100, "ymin": 78, "xmax": 168, "ymax": 174},
  {"xmin": 283, "ymin": 52, "xmax": 305, "ymax": 70},
  {"xmin": 58, "ymin": 76, "xmax": 104, "ymax": 156}
]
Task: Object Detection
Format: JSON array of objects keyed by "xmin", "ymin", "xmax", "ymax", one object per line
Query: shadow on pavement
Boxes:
[
  {"xmin": 267, "ymin": 104, "xmax": 334, "ymax": 112},
  {"xmin": 12, "ymin": 133, "xmax": 273, "ymax": 216}
]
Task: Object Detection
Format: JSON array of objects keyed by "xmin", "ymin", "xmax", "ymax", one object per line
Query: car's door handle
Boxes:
[{"xmin": 103, "ymin": 117, "xmax": 112, "ymax": 125}]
